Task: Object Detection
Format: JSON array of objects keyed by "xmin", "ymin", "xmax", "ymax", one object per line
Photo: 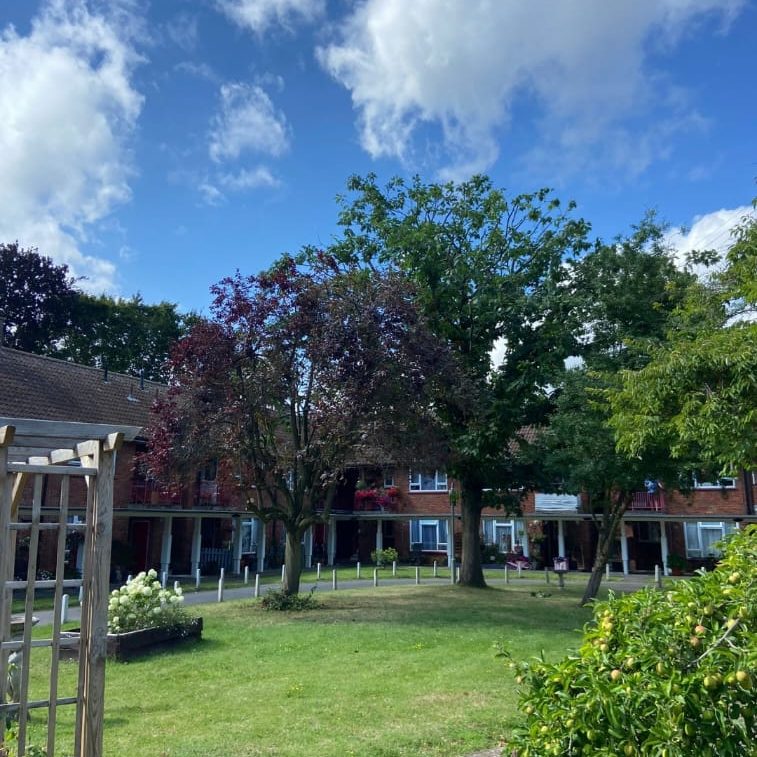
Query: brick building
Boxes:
[{"xmin": 2, "ymin": 345, "xmax": 754, "ymax": 579}]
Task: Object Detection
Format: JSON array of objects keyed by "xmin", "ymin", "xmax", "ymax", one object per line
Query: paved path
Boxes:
[{"xmin": 36, "ymin": 572, "xmax": 662, "ymax": 626}]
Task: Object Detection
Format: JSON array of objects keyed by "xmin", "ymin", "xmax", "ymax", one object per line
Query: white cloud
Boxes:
[
  {"xmin": 665, "ymin": 205, "xmax": 755, "ymax": 276},
  {"xmin": 217, "ymin": 0, "xmax": 324, "ymax": 34},
  {"xmin": 219, "ymin": 167, "xmax": 280, "ymax": 190},
  {"xmin": 209, "ymin": 82, "xmax": 290, "ymax": 162},
  {"xmin": 0, "ymin": 0, "xmax": 143, "ymax": 293},
  {"xmin": 318, "ymin": 0, "xmax": 743, "ymax": 180}
]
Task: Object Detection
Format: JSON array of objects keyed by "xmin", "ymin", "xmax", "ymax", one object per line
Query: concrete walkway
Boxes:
[{"xmin": 36, "ymin": 571, "xmax": 663, "ymax": 626}]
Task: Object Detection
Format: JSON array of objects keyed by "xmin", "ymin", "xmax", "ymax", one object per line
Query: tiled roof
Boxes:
[{"xmin": 0, "ymin": 347, "xmax": 165, "ymax": 433}]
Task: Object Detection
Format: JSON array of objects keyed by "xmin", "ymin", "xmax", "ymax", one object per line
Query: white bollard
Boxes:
[
  {"xmin": 254, "ymin": 573, "xmax": 260, "ymax": 598},
  {"xmin": 373, "ymin": 569, "xmax": 378, "ymax": 587},
  {"xmin": 517, "ymin": 564, "xmax": 522, "ymax": 579},
  {"xmin": 449, "ymin": 558, "xmax": 456, "ymax": 584},
  {"xmin": 217, "ymin": 576, "xmax": 224, "ymax": 603},
  {"xmin": 392, "ymin": 560, "xmax": 397, "ymax": 577},
  {"xmin": 244, "ymin": 565, "xmax": 249, "ymax": 585},
  {"xmin": 332, "ymin": 569, "xmax": 338, "ymax": 590},
  {"xmin": 220, "ymin": 567, "xmax": 225, "ymax": 581},
  {"xmin": 161, "ymin": 571, "xmax": 167, "ymax": 589},
  {"xmin": 356, "ymin": 561, "xmax": 361, "ymax": 580},
  {"xmin": 126, "ymin": 574, "xmax": 132, "ymax": 584},
  {"xmin": 505, "ymin": 565, "xmax": 509, "ymax": 584},
  {"xmin": 433, "ymin": 560, "xmax": 438, "ymax": 577},
  {"xmin": 281, "ymin": 564, "xmax": 285, "ymax": 583},
  {"xmin": 456, "ymin": 566, "xmax": 460, "ymax": 583},
  {"xmin": 606, "ymin": 563, "xmax": 611, "ymax": 580},
  {"xmin": 78, "ymin": 585, "xmax": 84, "ymax": 604},
  {"xmin": 654, "ymin": 565, "xmax": 662, "ymax": 589},
  {"xmin": 317, "ymin": 562, "xmax": 322, "ymax": 580},
  {"xmin": 60, "ymin": 594, "xmax": 69, "ymax": 624},
  {"xmin": 174, "ymin": 580, "xmax": 181, "ymax": 593},
  {"xmin": 195, "ymin": 568, "xmax": 201, "ymax": 590},
  {"xmin": 415, "ymin": 566, "xmax": 420, "ymax": 585}
]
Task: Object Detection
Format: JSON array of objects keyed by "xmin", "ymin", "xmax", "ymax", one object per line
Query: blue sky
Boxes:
[{"xmin": 1, "ymin": 0, "xmax": 755, "ymax": 312}]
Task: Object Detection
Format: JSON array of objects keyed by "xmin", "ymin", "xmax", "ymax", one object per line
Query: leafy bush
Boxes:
[
  {"xmin": 261, "ymin": 587, "xmax": 319, "ymax": 611},
  {"xmin": 370, "ymin": 547, "xmax": 399, "ymax": 566},
  {"xmin": 108, "ymin": 569, "xmax": 190, "ymax": 633},
  {"xmin": 503, "ymin": 525, "xmax": 755, "ymax": 756}
]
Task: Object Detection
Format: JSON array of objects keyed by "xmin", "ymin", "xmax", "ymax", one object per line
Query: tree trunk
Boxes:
[
  {"xmin": 581, "ymin": 507, "xmax": 624, "ymax": 605},
  {"xmin": 459, "ymin": 488, "xmax": 486, "ymax": 588},
  {"xmin": 283, "ymin": 529, "xmax": 303, "ymax": 595}
]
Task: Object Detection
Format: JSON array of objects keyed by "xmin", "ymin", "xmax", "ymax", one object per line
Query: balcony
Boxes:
[
  {"xmin": 629, "ymin": 491, "xmax": 666, "ymax": 512},
  {"xmin": 130, "ymin": 479, "xmax": 232, "ymax": 508}
]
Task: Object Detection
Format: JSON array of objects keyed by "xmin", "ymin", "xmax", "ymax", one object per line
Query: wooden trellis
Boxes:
[{"xmin": 0, "ymin": 418, "xmax": 140, "ymax": 757}]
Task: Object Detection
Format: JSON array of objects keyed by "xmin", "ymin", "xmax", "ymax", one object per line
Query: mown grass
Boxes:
[{"xmin": 18, "ymin": 583, "xmax": 599, "ymax": 756}]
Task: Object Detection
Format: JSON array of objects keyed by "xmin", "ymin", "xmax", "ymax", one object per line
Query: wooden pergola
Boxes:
[{"xmin": 1, "ymin": 418, "xmax": 140, "ymax": 757}]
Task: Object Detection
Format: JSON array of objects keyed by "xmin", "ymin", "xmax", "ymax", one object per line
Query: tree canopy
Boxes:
[
  {"xmin": 0, "ymin": 242, "xmax": 76, "ymax": 352},
  {"xmin": 147, "ymin": 254, "xmax": 450, "ymax": 594},
  {"xmin": 610, "ymin": 207, "xmax": 757, "ymax": 473},
  {"xmin": 328, "ymin": 174, "xmax": 592, "ymax": 586}
]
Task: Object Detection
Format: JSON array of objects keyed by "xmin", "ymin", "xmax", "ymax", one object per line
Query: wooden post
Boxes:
[
  {"xmin": 332, "ymin": 569, "xmax": 337, "ymax": 590},
  {"xmin": 254, "ymin": 573, "xmax": 260, "ymax": 598}
]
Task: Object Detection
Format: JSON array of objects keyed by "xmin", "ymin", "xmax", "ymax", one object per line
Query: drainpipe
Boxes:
[{"xmin": 742, "ymin": 468, "xmax": 754, "ymax": 515}]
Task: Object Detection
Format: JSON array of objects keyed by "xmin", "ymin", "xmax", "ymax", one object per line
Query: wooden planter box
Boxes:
[{"xmin": 61, "ymin": 617, "xmax": 202, "ymax": 662}]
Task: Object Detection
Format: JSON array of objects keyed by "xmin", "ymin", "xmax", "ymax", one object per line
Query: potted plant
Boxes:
[{"xmin": 666, "ymin": 553, "xmax": 687, "ymax": 576}]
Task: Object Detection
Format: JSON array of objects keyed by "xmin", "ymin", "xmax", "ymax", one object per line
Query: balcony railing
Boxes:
[
  {"xmin": 629, "ymin": 491, "xmax": 666, "ymax": 512},
  {"xmin": 130, "ymin": 480, "xmax": 232, "ymax": 508},
  {"xmin": 534, "ymin": 493, "xmax": 581, "ymax": 513}
]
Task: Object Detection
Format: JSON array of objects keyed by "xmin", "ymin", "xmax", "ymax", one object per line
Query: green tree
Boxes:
[
  {"xmin": 0, "ymin": 242, "xmax": 76, "ymax": 352},
  {"xmin": 610, "ymin": 209, "xmax": 757, "ymax": 472},
  {"xmin": 329, "ymin": 174, "xmax": 591, "ymax": 587},
  {"xmin": 57, "ymin": 294, "xmax": 187, "ymax": 382},
  {"xmin": 543, "ymin": 219, "xmax": 696, "ymax": 603}
]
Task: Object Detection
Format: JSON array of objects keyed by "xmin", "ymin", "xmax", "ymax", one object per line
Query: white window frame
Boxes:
[
  {"xmin": 482, "ymin": 519, "xmax": 515, "ymax": 552},
  {"xmin": 240, "ymin": 519, "xmax": 258, "ymax": 554},
  {"xmin": 410, "ymin": 519, "xmax": 448, "ymax": 551},
  {"xmin": 383, "ymin": 470, "xmax": 395, "ymax": 488},
  {"xmin": 694, "ymin": 476, "xmax": 736, "ymax": 489},
  {"xmin": 409, "ymin": 470, "xmax": 448, "ymax": 492},
  {"xmin": 684, "ymin": 521, "xmax": 736, "ymax": 558}
]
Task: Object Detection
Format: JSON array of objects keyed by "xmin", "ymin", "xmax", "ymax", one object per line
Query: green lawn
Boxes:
[{"xmin": 21, "ymin": 583, "xmax": 597, "ymax": 756}]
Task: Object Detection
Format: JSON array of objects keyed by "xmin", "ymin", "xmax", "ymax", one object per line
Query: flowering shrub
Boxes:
[
  {"xmin": 370, "ymin": 547, "xmax": 399, "ymax": 566},
  {"xmin": 502, "ymin": 525, "xmax": 756, "ymax": 756},
  {"xmin": 108, "ymin": 569, "xmax": 189, "ymax": 634}
]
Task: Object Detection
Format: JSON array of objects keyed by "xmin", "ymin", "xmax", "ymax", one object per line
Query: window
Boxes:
[
  {"xmin": 383, "ymin": 470, "xmax": 395, "ymax": 488},
  {"xmin": 482, "ymin": 519, "xmax": 515, "ymax": 552},
  {"xmin": 684, "ymin": 522, "xmax": 737, "ymax": 558},
  {"xmin": 240, "ymin": 519, "xmax": 258, "ymax": 554},
  {"xmin": 410, "ymin": 519, "xmax": 448, "ymax": 551},
  {"xmin": 694, "ymin": 476, "xmax": 736, "ymax": 489},
  {"xmin": 409, "ymin": 470, "xmax": 448, "ymax": 492}
]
